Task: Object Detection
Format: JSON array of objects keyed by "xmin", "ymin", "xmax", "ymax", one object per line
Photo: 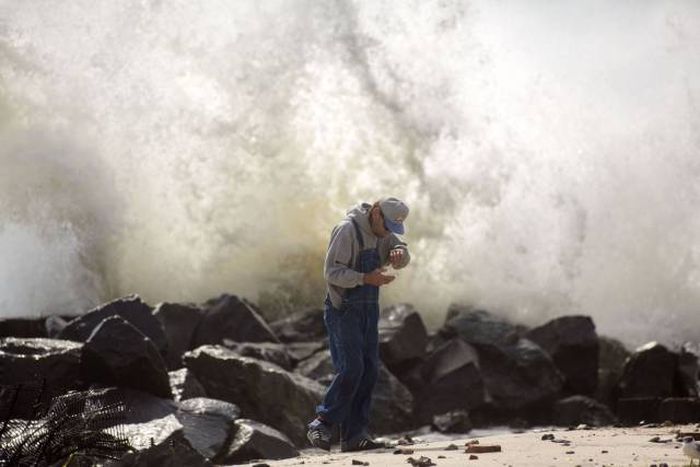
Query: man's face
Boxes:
[{"xmin": 370, "ymin": 206, "xmax": 390, "ymax": 238}]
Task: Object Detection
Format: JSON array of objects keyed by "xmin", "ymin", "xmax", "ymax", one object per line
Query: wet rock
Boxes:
[
  {"xmin": 45, "ymin": 315, "xmax": 71, "ymax": 338},
  {"xmin": 526, "ymin": 316, "xmax": 598, "ymax": 395},
  {"xmin": 432, "ymin": 410, "xmax": 473, "ymax": 434},
  {"xmin": 442, "ymin": 305, "xmax": 519, "ymax": 346},
  {"xmin": 153, "ymin": 303, "xmax": 205, "ymax": 370},
  {"xmin": 177, "ymin": 397, "xmax": 241, "ymax": 460},
  {"xmin": 595, "ymin": 336, "xmax": 630, "ymax": 407},
  {"xmin": 675, "ymin": 347, "xmax": 699, "ymax": 398},
  {"xmin": 184, "ymin": 345, "xmax": 323, "ymax": 446},
  {"xmin": 269, "ymin": 307, "xmax": 325, "ymax": 343},
  {"xmin": 413, "ymin": 338, "xmax": 485, "ymax": 421},
  {"xmin": 378, "ymin": 304, "xmax": 428, "ymax": 374},
  {"xmin": 59, "ymin": 295, "xmax": 167, "ymax": 356},
  {"xmin": 0, "ymin": 317, "xmax": 47, "ymax": 338},
  {"xmin": 222, "ymin": 340, "xmax": 293, "ymax": 371},
  {"xmin": 296, "ymin": 350, "xmax": 335, "ymax": 386},
  {"xmin": 192, "ymin": 294, "xmax": 278, "ymax": 347},
  {"xmin": 169, "ymin": 368, "xmax": 207, "ymax": 401},
  {"xmin": 108, "ymin": 430, "xmax": 212, "ymax": 467},
  {"xmin": 553, "ymin": 395, "xmax": 617, "ymax": 427},
  {"xmin": 0, "ymin": 337, "xmax": 82, "ymax": 419},
  {"xmin": 81, "ymin": 316, "xmax": 172, "ymax": 398},
  {"xmin": 216, "ymin": 418, "xmax": 298, "ymax": 464},
  {"xmin": 658, "ymin": 397, "xmax": 700, "ymax": 423},
  {"xmin": 617, "ymin": 397, "xmax": 661, "ymax": 424},
  {"xmin": 619, "ymin": 342, "xmax": 676, "ymax": 398}
]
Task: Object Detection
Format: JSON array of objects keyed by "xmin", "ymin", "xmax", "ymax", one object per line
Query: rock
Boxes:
[
  {"xmin": 216, "ymin": 418, "xmax": 298, "ymax": 464},
  {"xmin": 222, "ymin": 340, "xmax": 293, "ymax": 371},
  {"xmin": 269, "ymin": 307, "xmax": 325, "ymax": 343},
  {"xmin": 553, "ymin": 395, "xmax": 617, "ymax": 427},
  {"xmin": 192, "ymin": 294, "xmax": 279, "ymax": 347},
  {"xmin": 286, "ymin": 341, "xmax": 327, "ymax": 364},
  {"xmin": 153, "ymin": 303, "xmax": 205, "ymax": 370},
  {"xmin": 296, "ymin": 350, "xmax": 336, "ymax": 386},
  {"xmin": 177, "ymin": 397, "xmax": 241, "ymax": 460},
  {"xmin": 442, "ymin": 305, "xmax": 519, "ymax": 346},
  {"xmin": 675, "ymin": 347, "xmax": 699, "ymax": 398},
  {"xmin": 0, "ymin": 337, "xmax": 82, "ymax": 419},
  {"xmin": 108, "ymin": 430, "xmax": 212, "ymax": 467},
  {"xmin": 413, "ymin": 338, "xmax": 485, "ymax": 422},
  {"xmin": 465, "ymin": 444, "xmax": 501, "ymax": 453},
  {"xmin": 619, "ymin": 342, "xmax": 676, "ymax": 398},
  {"xmin": 658, "ymin": 398, "xmax": 700, "ymax": 423},
  {"xmin": 526, "ymin": 316, "xmax": 598, "ymax": 395},
  {"xmin": 59, "ymin": 295, "xmax": 167, "ymax": 356},
  {"xmin": 81, "ymin": 316, "xmax": 172, "ymax": 398},
  {"xmin": 432, "ymin": 410, "xmax": 473, "ymax": 434},
  {"xmin": 617, "ymin": 397, "xmax": 661, "ymax": 424},
  {"xmin": 184, "ymin": 345, "xmax": 323, "ymax": 446},
  {"xmin": 45, "ymin": 315, "xmax": 71, "ymax": 338},
  {"xmin": 378, "ymin": 304, "xmax": 428, "ymax": 374},
  {"xmin": 169, "ymin": 368, "xmax": 207, "ymax": 401},
  {"xmin": 596, "ymin": 336, "xmax": 630, "ymax": 407},
  {"xmin": 0, "ymin": 317, "xmax": 47, "ymax": 338}
]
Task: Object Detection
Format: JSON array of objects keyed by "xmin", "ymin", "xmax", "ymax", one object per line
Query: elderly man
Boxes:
[{"xmin": 307, "ymin": 197, "xmax": 411, "ymax": 452}]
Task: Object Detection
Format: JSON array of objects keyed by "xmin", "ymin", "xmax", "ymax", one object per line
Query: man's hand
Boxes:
[
  {"xmin": 389, "ymin": 248, "xmax": 405, "ymax": 268},
  {"xmin": 363, "ymin": 268, "xmax": 396, "ymax": 286}
]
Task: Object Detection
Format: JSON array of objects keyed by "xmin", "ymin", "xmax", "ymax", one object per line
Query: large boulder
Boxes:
[
  {"xmin": 81, "ymin": 317, "xmax": 172, "ymax": 398},
  {"xmin": 617, "ymin": 397, "xmax": 661, "ymax": 424},
  {"xmin": 596, "ymin": 336, "xmax": 630, "ymax": 408},
  {"xmin": 0, "ymin": 318, "xmax": 47, "ymax": 338},
  {"xmin": 296, "ymin": 350, "xmax": 336, "ymax": 385},
  {"xmin": 192, "ymin": 294, "xmax": 279, "ymax": 347},
  {"xmin": 378, "ymin": 304, "xmax": 428, "ymax": 375},
  {"xmin": 526, "ymin": 316, "xmax": 598, "ymax": 395},
  {"xmin": 269, "ymin": 307, "xmax": 326, "ymax": 343},
  {"xmin": 216, "ymin": 419, "xmax": 299, "ymax": 464},
  {"xmin": 184, "ymin": 345, "xmax": 323, "ymax": 446},
  {"xmin": 59, "ymin": 295, "xmax": 167, "ymax": 356},
  {"xmin": 0, "ymin": 338, "xmax": 83, "ymax": 419},
  {"xmin": 109, "ymin": 430, "xmax": 212, "ymax": 467},
  {"xmin": 412, "ymin": 338, "xmax": 485, "ymax": 422},
  {"xmin": 286, "ymin": 341, "xmax": 327, "ymax": 364},
  {"xmin": 169, "ymin": 368, "xmax": 207, "ymax": 401},
  {"xmin": 442, "ymin": 305, "xmax": 520, "ymax": 346},
  {"xmin": 618, "ymin": 342, "xmax": 676, "ymax": 399},
  {"xmin": 552, "ymin": 395, "xmax": 617, "ymax": 427},
  {"xmin": 222, "ymin": 340, "xmax": 293, "ymax": 371},
  {"xmin": 675, "ymin": 347, "xmax": 699, "ymax": 398},
  {"xmin": 177, "ymin": 397, "xmax": 241, "ymax": 460},
  {"xmin": 658, "ymin": 397, "xmax": 700, "ymax": 423},
  {"xmin": 153, "ymin": 303, "xmax": 205, "ymax": 370}
]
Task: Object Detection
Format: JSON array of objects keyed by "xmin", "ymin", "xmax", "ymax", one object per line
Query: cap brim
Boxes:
[{"xmin": 384, "ymin": 218, "xmax": 405, "ymax": 235}]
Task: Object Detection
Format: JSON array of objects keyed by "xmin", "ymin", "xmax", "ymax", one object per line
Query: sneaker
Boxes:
[
  {"xmin": 307, "ymin": 420, "xmax": 332, "ymax": 451},
  {"xmin": 340, "ymin": 437, "xmax": 387, "ymax": 452}
]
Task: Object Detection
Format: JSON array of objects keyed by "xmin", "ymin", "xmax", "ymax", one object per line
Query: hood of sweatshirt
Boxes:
[{"xmin": 344, "ymin": 202, "xmax": 375, "ymax": 238}]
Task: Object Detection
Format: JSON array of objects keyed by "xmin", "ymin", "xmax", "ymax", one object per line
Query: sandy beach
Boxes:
[{"xmin": 257, "ymin": 424, "xmax": 699, "ymax": 467}]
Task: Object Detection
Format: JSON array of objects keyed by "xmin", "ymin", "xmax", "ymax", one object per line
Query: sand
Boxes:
[{"xmin": 255, "ymin": 424, "xmax": 700, "ymax": 467}]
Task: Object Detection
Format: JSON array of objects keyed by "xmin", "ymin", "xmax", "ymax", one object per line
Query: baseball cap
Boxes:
[{"xmin": 379, "ymin": 197, "xmax": 409, "ymax": 235}]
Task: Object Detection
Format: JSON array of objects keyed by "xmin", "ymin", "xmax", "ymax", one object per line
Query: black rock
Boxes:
[
  {"xmin": 59, "ymin": 295, "xmax": 167, "ymax": 356},
  {"xmin": 81, "ymin": 316, "xmax": 172, "ymax": 398},
  {"xmin": 0, "ymin": 317, "xmax": 47, "ymax": 338},
  {"xmin": 617, "ymin": 397, "xmax": 661, "ymax": 424},
  {"xmin": 192, "ymin": 294, "xmax": 279, "ymax": 347},
  {"xmin": 378, "ymin": 304, "xmax": 428, "ymax": 374},
  {"xmin": 296, "ymin": 350, "xmax": 336, "ymax": 386},
  {"xmin": 432, "ymin": 410, "xmax": 473, "ymax": 434},
  {"xmin": 658, "ymin": 397, "xmax": 700, "ymax": 423},
  {"xmin": 177, "ymin": 397, "xmax": 241, "ymax": 460},
  {"xmin": 153, "ymin": 303, "xmax": 205, "ymax": 370},
  {"xmin": 222, "ymin": 340, "xmax": 293, "ymax": 371},
  {"xmin": 553, "ymin": 395, "xmax": 617, "ymax": 427},
  {"xmin": 618, "ymin": 342, "xmax": 676, "ymax": 399},
  {"xmin": 184, "ymin": 345, "xmax": 323, "ymax": 446},
  {"xmin": 169, "ymin": 368, "xmax": 207, "ymax": 401},
  {"xmin": 216, "ymin": 419, "xmax": 299, "ymax": 464},
  {"xmin": 269, "ymin": 308, "xmax": 325, "ymax": 343},
  {"xmin": 442, "ymin": 305, "xmax": 519, "ymax": 346},
  {"xmin": 526, "ymin": 316, "xmax": 598, "ymax": 395},
  {"xmin": 108, "ymin": 430, "xmax": 212, "ymax": 467},
  {"xmin": 595, "ymin": 336, "xmax": 630, "ymax": 407},
  {"xmin": 0, "ymin": 337, "xmax": 83, "ymax": 419},
  {"xmin": 286, "ymin": 341, "xmax": 327, "ymax": 364},
  {"xmin": 675, "ymin": 347, "xmax": 699, "ymax": 398}
]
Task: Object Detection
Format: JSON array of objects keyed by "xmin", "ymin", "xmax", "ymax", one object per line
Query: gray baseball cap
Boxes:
[{"xmin": 379, "ymin": 197, "xmax": 409, "ymax": 234}]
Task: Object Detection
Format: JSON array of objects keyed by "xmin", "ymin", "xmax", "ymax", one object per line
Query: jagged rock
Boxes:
[
  {"xmin": 618, "ymin": 342, "xmax": 676, "ymax": 398},
  {"xmin": 153, "ymin": 303, "xmax": 205, "ymax": 370},
  {"xmin": 617, "ymin": 397, "xmax": 661, "ymax": 424},
  {"xmin": 184, "ymin": 345, "xmax": 323, "ymax": 446},
  {"xmin": 109, "ymin": 430, "xmax": 212, "ymax": 467},
  {"xmin": 413, "ymin": 338, "xmax": 485, "ymax": 422},
  {"xmin": 222, "ymin": 340, "xmax": 293, "ymax": 371},
  {"xmin": 526, "ymin": 316, "xmax": 598, "ymax": 395},
  {"xmin": 0, "ymin": 337, "xmax": 83, "ymax": 419},
  {"xmin": 45, "ymin": 315, "xmax": 71, "ymax": 338},
  {"xmin": 378, "ymin": 304, "xmax": 428, "ymax": 374},
  {"xmin": 658, "ymin": 397, "xmax": 700, "ymax": 423},
  {"xmin": 675, "ymin": 347, "xmax": 699, "ymax": 398},
  {"xmin": 269, "ymin": 308, "xmax": 325, "ymax": 343},
  {"xmin": 59, "ymin": 295, "xmax": 167, "ymax": 356},
  {"xmin": 0, "ymin": 317, "xmax": 47, "ymax": 338},
  {"xmin": 596, "ymin": 336, "xmax": 630, "ymax": 407},
  {"xmin": 192, "ymin": 294, "xmax": 279, "ymax": 347},
  {"xmin": 177, "ymin": 397, "xmax": 241, "ymax": 460},
  {"xmin": 296, "ymin": 350, "xmax": 336, "ymax": 386},
  {"xmin": 216, "ymin": 419, "xmax": 298, "ymax": 464},
  {"xmin": 81, "ymin": 317, "xmax": 172, "ymax": 398},
  {"xmin": 552, "ymin": 395, "xmax": 617, "ymax": 427},
  {"xmin": 431, "ymin": 410, "xmax": 473, "ymax": 434},
  {"xmin": 286, "ymin": 341, "xmax": 327, "ymax": 364},
  {"xmin": 442, "ymin": 305, "xmax": 519, "ymax": 346},
  {"xmin": 169, "ymin": 368, "xmax": 207, "ymax": 401}
]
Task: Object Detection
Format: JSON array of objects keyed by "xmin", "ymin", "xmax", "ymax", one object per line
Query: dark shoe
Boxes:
[
  {"xmin": 307, "ymin": 421, "xmax": 332, "ymax": 451},
  {"xmin": 340, "ymin": 437, "xmax": 387, "ymax": 452}
]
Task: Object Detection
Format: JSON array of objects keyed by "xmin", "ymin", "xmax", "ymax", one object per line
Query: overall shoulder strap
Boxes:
[{"xmin": 350, "ymin": 218, "xmax": 365, "ymax": 249}]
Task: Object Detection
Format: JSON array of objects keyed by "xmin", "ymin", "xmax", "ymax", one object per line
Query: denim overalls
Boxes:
[{"xmin": 315, "ymin": 218, "xmax": 381, "ymax": 445}]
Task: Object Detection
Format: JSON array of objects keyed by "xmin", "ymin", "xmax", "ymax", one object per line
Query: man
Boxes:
[{"xmin": 307, "ymin": 197, "xmax": 411, "ymax": 452}]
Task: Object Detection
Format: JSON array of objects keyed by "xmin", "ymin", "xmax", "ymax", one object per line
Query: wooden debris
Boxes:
[{"xmin": 465, "ymin": 444, "xmax": 501, "ymax": 453}]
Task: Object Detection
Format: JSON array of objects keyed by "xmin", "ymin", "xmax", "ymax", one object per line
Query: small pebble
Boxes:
[
  {"xmin": 541, "ymin": 433, "xmax": 555, "ymax": 441},
  {"xmin": 469, "ymin": 454, "xmax": 478, "ymax": 460},
  {"xmin": 406, "ymin": 456, "xmax": 435, "ymax": 467},
  {"xmin": 602, "ymin": 450, "xmax": 608, "ymax": 453},
  {"xmin": 437, "ymin": 455, "xmax": 445, "ymax": 459},
  {"xmin": 445, "ymin": 444, "xmax": 459, "ymax": 451},
  {"xmin": 566, "ymin": 450, "xmax": 575, "ymax": 454},
  {"xmin": 393, "ymin": 448, "xmax": 414, "ymax": 455}
]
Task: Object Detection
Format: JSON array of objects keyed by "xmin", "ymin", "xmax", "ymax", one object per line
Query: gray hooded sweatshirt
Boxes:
[{"xmin": 324, "ymin": 203, "xmax": 411, "ymax": 309}]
